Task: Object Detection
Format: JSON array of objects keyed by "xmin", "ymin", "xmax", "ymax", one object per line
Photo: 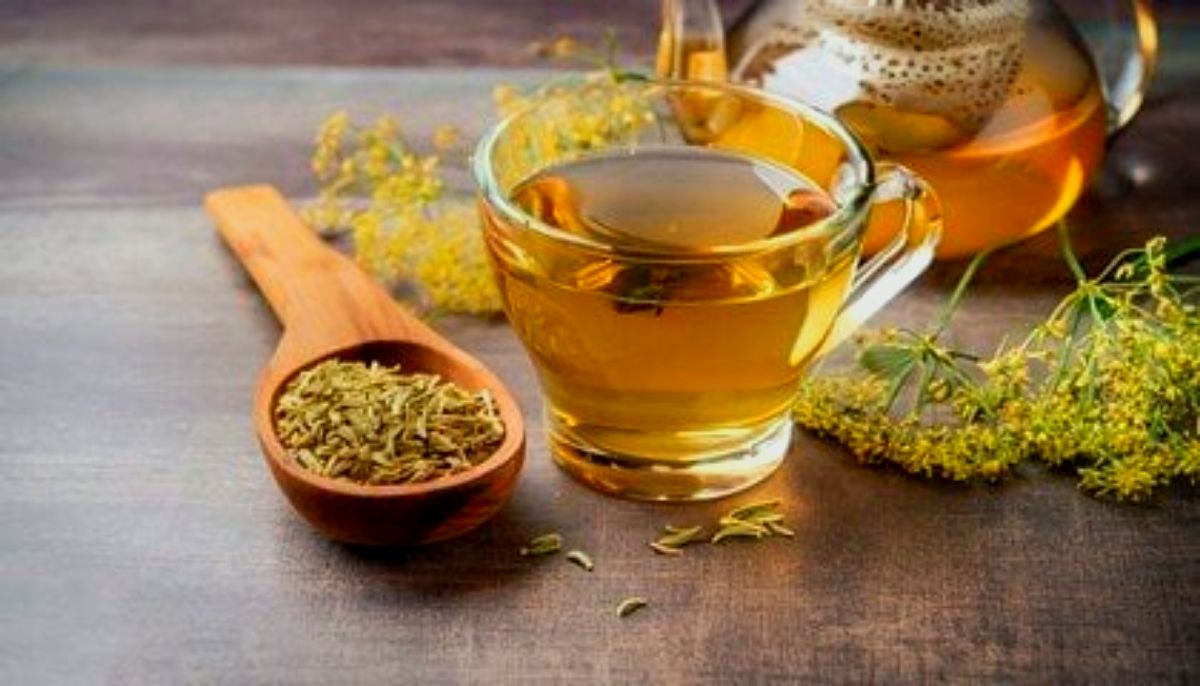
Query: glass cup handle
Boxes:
[
  {"xmin": 816, "ymin": 163, "xmax": 943, "ymax": 358},
  {"xmin": 1101, "ymin": 0, "xmax": 1159, "ymax": 133}
]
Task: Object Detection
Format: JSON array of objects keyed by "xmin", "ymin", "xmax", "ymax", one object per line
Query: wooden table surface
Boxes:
[{"xmin": 2, "ymin": 3, "xmax": 1198, "ymax": 683}]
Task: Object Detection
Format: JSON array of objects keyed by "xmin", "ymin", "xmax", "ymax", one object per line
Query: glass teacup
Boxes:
[{"xmin": 474, "ymin": 80, "xmax": 940, "ymax": 501}]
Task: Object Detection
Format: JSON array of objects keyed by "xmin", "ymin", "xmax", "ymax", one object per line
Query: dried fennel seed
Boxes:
[
  {"xmin": 712, "ymin": 498, "xmax": 791, "ymax": 543},
  {"xmin": 616, "ymin": 597, "xmax": 648, "ymax": 618},
  {"xmin": 566, "ymin": 549, "xmax": 595, "ymax": 572},
  {"xmin": 274, "ymin": 359, "xmax": 504, "ymax": 485},
  {"xmin": 649, "ymin": 525, "xmax": 705, "ymax": 555},
  {"xmin": 520, "ymin": 533, "xmax": 563, "ymax": 557},
  {"xmin": 649, "ymin": 500, "xmax": 793, "ymax": 554}
]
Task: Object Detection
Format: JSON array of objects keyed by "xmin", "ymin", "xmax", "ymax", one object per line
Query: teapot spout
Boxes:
[{"xmin": 656, "ymin": 0, "xmax": 728, "ymax": 81}]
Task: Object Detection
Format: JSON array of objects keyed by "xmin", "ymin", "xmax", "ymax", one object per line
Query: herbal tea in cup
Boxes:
[{"xmin": 474, "ymin": 80, "xmax": 941, "ymax": 500}]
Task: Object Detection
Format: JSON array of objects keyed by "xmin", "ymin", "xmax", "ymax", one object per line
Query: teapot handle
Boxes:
[{"xmin": 1098, "ymin": 0, "xmax": 1159, "ymax": 133}]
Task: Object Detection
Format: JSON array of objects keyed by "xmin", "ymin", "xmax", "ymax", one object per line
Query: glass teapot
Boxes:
[{"xmin": 658, "ymin": 0, "xmax": 1158, "ymax": 258}]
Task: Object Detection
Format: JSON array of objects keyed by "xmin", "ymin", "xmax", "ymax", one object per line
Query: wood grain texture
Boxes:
[
  {"xmin": 0, "ymin": 0, "xmax": 750, "ymax": 67},
  {"xmin": 1, "ymin": 11, "xmax": 1199, "ymax": 685},
  {"xmin": 0, "ymin": 0, "xmax": 1192, "ymax": 68}
]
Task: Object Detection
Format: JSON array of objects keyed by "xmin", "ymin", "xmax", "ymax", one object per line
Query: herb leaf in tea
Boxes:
[{"xmin": 274, "ymin": 359, "xmax": 505, "ymax": 486}]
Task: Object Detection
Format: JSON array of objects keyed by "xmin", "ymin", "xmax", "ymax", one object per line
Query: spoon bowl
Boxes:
[{"xmin": 207, "ymin": 185, "xmax": 525, "ymax": 546}]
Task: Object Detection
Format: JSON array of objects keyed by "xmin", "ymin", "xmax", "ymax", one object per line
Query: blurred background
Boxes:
[{"xmin": 0, "ymin": 0, "xmax": 1195, "ymax": 68}]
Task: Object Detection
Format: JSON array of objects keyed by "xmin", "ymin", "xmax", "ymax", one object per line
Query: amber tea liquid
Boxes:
[
  {"xmin": 484, "ymin": 147, "xmax": 853, "ymax": 499},
  {"xmin": 730, "ymin": 1, "xmax": 1109, "ymax": 257},
  {"xmin": 875, "ymin": 21, "xmax": 1108, "ymax": 257}
]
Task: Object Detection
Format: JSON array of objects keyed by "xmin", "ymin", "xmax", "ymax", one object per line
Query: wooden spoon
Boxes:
[{"xmin": 205, "ymin": 185, "xmax": 525, "ymax": 546}]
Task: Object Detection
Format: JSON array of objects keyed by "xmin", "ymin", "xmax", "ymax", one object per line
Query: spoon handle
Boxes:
[{"xmin": 205, "ymin": 184, "xmax": 434, "ymax": 353}]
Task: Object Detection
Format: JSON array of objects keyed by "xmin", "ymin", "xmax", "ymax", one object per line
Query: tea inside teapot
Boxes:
[
  {"xmin": 744, "ymin": 2, "xmax": 1021, "ymax": 144},
  {"xmin": 662, "ymin": 0, "xmax": 1155, "ymax": 258},
  {"xmin": 729, "ymin": 0, "xmax": 1108, "ymax": 256}
]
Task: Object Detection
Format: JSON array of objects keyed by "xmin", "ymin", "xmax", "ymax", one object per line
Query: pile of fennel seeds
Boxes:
[{"xmin": 274, "ymin": 359, "xmax": 505, "ymax": 485}]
